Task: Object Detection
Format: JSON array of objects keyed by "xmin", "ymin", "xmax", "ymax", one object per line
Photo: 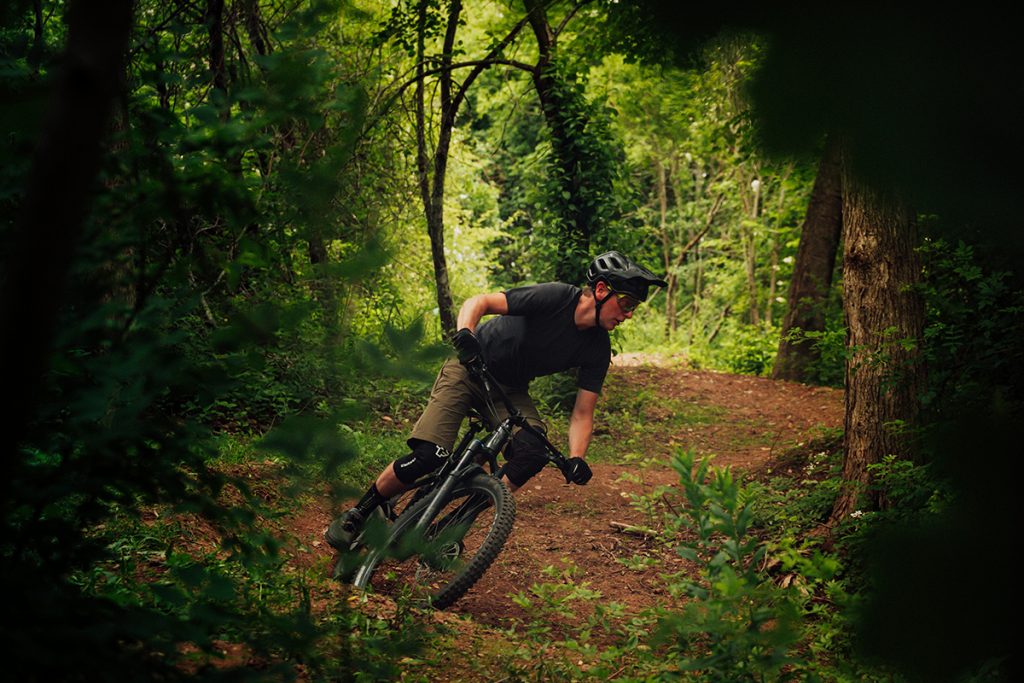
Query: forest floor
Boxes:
[{"xmin": 240, "ymin": 355, "xmax": 843, "ymax": 678}]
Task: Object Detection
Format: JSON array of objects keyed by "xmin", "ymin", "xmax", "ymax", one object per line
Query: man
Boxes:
[{"xmin": 326, "ymin": 251, "xmax": 666, "ymax": 549}]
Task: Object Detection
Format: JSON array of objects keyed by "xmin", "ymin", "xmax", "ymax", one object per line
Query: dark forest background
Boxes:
[{"xmin": 2, "ymin": 1, "xmax": 1021, "ymax": 680}]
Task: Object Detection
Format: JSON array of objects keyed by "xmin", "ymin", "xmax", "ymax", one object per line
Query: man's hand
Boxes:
[
  {"xmin": 563, "ymin": 457, "xmax": 593, "ymax": 485},
  {"xmin": 452, "ymin": 327, "xmax": 482, "ymax": 365}
]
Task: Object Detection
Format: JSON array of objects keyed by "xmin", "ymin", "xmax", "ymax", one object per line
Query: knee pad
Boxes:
[
  {"xmin": 503, "ymin": 429, "xmax": 549, "ymax": 488},
  {"xmin": 392, "ymin": 440, "xmax": 450, "ymax": 484}
]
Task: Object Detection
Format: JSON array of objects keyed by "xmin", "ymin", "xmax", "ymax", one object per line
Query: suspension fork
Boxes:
[{"xmin": 412, "ymin": 419, "xmax": 513, "ymax": 532}]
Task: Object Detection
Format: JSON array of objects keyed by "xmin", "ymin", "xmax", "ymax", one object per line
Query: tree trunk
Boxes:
[
  {"xmin": 764, "ymin": 173, "xmax": 789, "ymax": 326},
  {"xmin": 772, "ymin": 139, "xmax": 843, "ymax": 381},
  {"xmin": 206, "ymin": 0, "xmax": 228, "ymax": 101},
  {"xmin": 29, "ymin": 0, "xmax": 44, "ymax": 73},
  {"xmin": 414, "ymin": 0, "xmax": 458, "ymax": 337},
  {"xmin": 656, "ymin": 159, "xmax": 676, "ymax": 338},
  {"xmin": 0, "ymin": 0, "xmax": 133, "ymax": 464},
  {"xmin": 406, "ymin": 0, "xmax": 526, "ymax": 337},
  {"xmin": 828, "ymin": 155, "xmax": 924, "ymax": 526},
  {"xmin": 744, "ymin": 176, "xmax": 761, "ymax": 324},
  {"xmin": 524, "ymin": 0, "xmax": 596, "ymax": 283},
  {"xmin": 241, "ymin": 0, "xmax": 269, "ymax": 59}
]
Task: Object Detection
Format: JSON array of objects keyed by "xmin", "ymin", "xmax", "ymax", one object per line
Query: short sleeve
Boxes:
[{"xmin": 576, "ymin": 336, "xmax": 611, "ymax": 393}]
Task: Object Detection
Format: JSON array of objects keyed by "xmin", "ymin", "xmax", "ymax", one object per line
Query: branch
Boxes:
[
  {"xmin": 673, "ymin": 192, "xmax": 726, "ymax": 269},
  {"xmin": 554, "ymin": 0, "xmax": 593, "ymax": 38},
  {"xmin": 450, "ymin": 15, "xmax": 533, "ymax": 112},
  {"xmin": 609, "ymin": 521, "xmax": 657, "ymax": 538},
  {"xmin": 363, "ymin": 56, "xmax": 534, "ymax": 139},
  {"xmin": 358, "ymin": 11, "xmax": 533, "ymax": 144}
]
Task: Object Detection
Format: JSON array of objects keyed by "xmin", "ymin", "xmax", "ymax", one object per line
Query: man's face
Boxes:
[{"xmin": 597, "ymin": 282, "xmax": 639, "ymax": 330}]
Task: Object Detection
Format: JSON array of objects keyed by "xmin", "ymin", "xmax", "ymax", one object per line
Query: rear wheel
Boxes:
[{"xmin": 352, "ymin": 473, "xmax": 515, "ymax": 609}]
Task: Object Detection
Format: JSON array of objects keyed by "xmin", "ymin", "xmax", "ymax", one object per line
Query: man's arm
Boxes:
[
  {"xmin": 456, "ymin": 293, "xmax": 508, "ymax": 331},
  {"xmin": 568, "ymin": 388, "xmax": 598, "ymax": 458}
]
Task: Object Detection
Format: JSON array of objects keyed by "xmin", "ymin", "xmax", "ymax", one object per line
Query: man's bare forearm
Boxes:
[{"xmin": 568, "ymin": 411, "xmax": 593, "ymax": 459}]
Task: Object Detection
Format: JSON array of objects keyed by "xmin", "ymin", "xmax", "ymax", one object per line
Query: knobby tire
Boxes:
[{"xmin": 352, "ymin": 473, "xmax": 515, "ymax": 609}]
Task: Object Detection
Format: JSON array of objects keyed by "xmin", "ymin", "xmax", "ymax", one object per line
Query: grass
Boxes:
[{"xmin": 545, "ymin": 391, "xmax": 728, "ymax": 465}]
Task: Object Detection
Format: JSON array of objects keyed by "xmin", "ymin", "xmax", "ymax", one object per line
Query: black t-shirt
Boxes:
[{"xmin": 475, "ymin": 283, "xmax": 611, "ymax": 393}]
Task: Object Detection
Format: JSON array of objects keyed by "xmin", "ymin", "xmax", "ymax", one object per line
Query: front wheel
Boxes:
[{"xmin": 352, "ymin": 473, "xmax": 515, "ymax": 609}]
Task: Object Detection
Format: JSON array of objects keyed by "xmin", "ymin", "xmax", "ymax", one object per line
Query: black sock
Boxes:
[{"xmin": 354, "ymin": 483, "xmax": 385, "ymax": 516}]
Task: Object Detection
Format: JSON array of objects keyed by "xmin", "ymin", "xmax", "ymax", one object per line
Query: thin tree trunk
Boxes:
[
  {"xmin": 241, "ymin": 0, "xmax": 268, "ymax": 59},
  {"xmin": 766, "ymin": 236, "xmax": 779, "ymax": 325},
  {"xmin": 29, "ymin": 0, "xmax": 45, "ymax": 73},
  {"xmin": 414, "ymin": 0, "xmax": 457, "ymax": 336},
  {"xmin": 764, "ymin": 175, "xmax": 788, "ymax": 325},
  {"xmin": 206, "ymin": 0, "xmax": 228, "ymax": 101},
  {"xmin": 773, "ymin": 139, "xmax": 843, "ymax": 381},
  {"xmin": 656, "ymin": 159, "xmax": 675, "ymax": 338},
  {"xmin": 408, "ymin": 1, "xmax": 527, "ymax": 337},
  {"xmin": 829, "ymin": 153, "xmax": 924, "ymax": 526},
  {"xmin": 745, "ymin": 176, "xmax": 762, "ymax": 324}
]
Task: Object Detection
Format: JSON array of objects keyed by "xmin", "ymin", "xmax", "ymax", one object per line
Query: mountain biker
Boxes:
[{"xmin": 325, "ymin": 251, "xmax": 667, "ymax": 550}]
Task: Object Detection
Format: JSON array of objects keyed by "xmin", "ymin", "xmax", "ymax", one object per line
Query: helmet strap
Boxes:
[{"xmin": 593, "ymin": 282, "xmax": 612, "ymax": 328}]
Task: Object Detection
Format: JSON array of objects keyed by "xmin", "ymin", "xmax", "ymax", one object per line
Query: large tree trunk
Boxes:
[
  {"xmin": 829, "ymin": 156, "xmax": 924, "ymax": 526},
  {"xmin": 772, "ymin": 139, "xmax": 843, "ymax": 381},
  {"xmin": 524, "ymin": 0, "xmax": 597, "ymax": 283},
  {"xmin": 0, "ymin": 0, "xmax": 133, "ymax": 463}
]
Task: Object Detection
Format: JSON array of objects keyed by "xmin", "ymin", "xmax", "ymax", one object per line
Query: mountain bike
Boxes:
[{"xmin": 334, "ymin": 358, "xmax": 580, "ymax": 610}]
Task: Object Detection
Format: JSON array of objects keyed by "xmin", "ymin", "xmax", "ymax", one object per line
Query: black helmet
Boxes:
[{"xmin": 586, "ymin": 251, "xmax": 667, "ymax": 302}]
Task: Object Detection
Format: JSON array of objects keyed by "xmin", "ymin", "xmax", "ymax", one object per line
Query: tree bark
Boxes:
[
  {"xmin": 405, "ymin": 1, "xmax": 528, "ymax": 338},
  {"xmin": 0, "ymin": 0, "xmax": 133, "ymax": 463},
  {"xmin": 744, "ymin": 175, "xmax": 762, "ymax": 324},
  {"xmin": 206, "ymin": 0, "xmax": 228, "ymax": 99},
  {"xmin": 828, "ymin": 153, "xmax": 924, "ymax": 526},
  {"xmin": 414, "ymin": 0, "xmax": 459, "ymax": 336},
  {"xmin": 29, "ymin": 0, "xmax": 45, "ymax": 73},
  {"xmin": 524, "ymin": 0, "xmax": 595, "ymax": 283},
  {"xmin": 772, "ymin": 139, "xmax": 843, "ymax": 381},
  {"xmin": 656, "ymin": 159, "xmax": 675, "ymax": 337}
]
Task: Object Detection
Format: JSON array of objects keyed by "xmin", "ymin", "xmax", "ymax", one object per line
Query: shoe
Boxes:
[{"xmin": 325, "ymin": 508, "xmax": 366, "ymax": 550}]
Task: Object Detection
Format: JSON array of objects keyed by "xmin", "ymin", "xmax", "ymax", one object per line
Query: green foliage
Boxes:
[
  {"xmin": 536, "ymin": 57, "xmax": 625, "ymax": 282},
  {"xmin": 652, "ymin": 450, "xmax": 801, "ymax": 680},
  {"xmin": 748, "ymin": 455, "xmax": 843, "ymax": 534},
  {"xmin": 530, "ymin": 369, "xmax": 580, "ymax": 415},
  {"xmin": 720, "ymin": 322, "xmax": 779, "ymax": 376},
  {"xmin": 781, "ymin": 319, "xmax": 847, "ymax": 387},
  {"xmin": 613, "ymin": 448, "xmax": 892, "ymax": 682},
  {"xmin": 503, "ymin": 559, "xmax": 654, "ymax": 680},
  {"xmin": 0, "ymin": 1, "xmax": 433, "ymax": 677},
  {"xmin": 918, "ymin": 237, "xmax": 1024, "ymax": 413}
]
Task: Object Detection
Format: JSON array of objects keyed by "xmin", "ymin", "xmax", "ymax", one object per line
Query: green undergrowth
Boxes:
[
  {"xmin": 488, "ymin": 445, "xmax": 901, "ymax": 682},
  {"xmin": 491, "ymin": 432, "xmax": 1011, "ymax": 682},
  {"xmin": 536, "ymin": 370, "xmax": 728, "ymax": 465}
]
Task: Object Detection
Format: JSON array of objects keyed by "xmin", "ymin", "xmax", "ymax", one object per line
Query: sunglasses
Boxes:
[{"xmin": 608, "ymin": 287, "xmax": 641, "ymax": 313}]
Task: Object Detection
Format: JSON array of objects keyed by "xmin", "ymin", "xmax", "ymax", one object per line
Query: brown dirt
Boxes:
[{"xmin": 284, "ymin": 359, "xmax": 844, "ymax": 635}]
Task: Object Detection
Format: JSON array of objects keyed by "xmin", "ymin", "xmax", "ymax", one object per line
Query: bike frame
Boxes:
[{"xmin": 392, "ymin": 359, "xmax": 570, "ymax": 528}]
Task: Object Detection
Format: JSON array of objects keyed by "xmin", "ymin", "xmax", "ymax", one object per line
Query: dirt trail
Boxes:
[{"xmin": 293, "ymin": 360, "xmax": 843, "ymax": 629}]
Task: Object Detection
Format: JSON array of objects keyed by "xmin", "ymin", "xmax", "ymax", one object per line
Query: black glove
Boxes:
[
  {"xmin": 563, "ymin": 457, "xmax": 593, "ymax": 485},
  {"xmin": 452, "ymin": 328, "xmax": 482, "ymax": 365}
]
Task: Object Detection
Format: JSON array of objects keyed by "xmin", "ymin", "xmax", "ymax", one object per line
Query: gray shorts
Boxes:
[{"xmin": 410, "ymin": 359, "xmax": 547, "ymax": 452}]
